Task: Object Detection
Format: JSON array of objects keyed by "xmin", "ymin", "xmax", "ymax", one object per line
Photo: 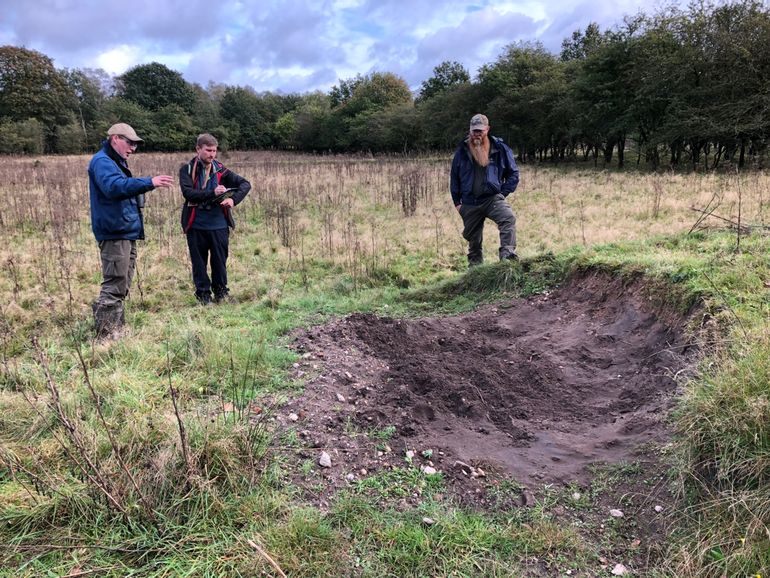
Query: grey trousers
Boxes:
[
  {"xmin": 96, "ymin": 239, "xmax": 137, "ymax": 306},
  {"xmin": 459, "ymin": 195, "xmax": 517, "ymax": 265}
]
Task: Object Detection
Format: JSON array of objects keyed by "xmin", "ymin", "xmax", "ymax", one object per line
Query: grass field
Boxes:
[{"xmin": 0, "ymin": 151, "xmax": 768, "ymax": 576}]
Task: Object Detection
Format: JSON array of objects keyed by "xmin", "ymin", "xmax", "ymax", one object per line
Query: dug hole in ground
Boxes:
[{"xmin": 279, "ymin": 270, "xmax": 700, "ymax": 541}]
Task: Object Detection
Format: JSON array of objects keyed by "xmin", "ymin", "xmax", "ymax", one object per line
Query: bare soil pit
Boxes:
[{"xmin": 281, "ymin": 271, "xmax": 697, "ymax": 508}]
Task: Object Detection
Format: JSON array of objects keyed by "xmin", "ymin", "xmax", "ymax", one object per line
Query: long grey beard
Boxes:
[{"xmin": 470, "ymin": 140, "xmax": 489, "ymax": 167}]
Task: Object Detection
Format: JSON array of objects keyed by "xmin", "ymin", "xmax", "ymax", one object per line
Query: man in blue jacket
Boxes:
[
  {"xmin": 89, "ymin": 123, "xmax": 174, "ymax": 339},
  {"xmin": 450, "ymin": 114, "xmax": 520, "ymax": 266}
]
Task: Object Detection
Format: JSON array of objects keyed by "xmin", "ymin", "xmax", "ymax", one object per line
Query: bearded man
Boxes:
[{"xmin": 450, "ymin": 114, "xmax": 520, "ymax": 266}]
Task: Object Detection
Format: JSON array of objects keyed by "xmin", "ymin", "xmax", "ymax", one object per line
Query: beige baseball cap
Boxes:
[
  {"xmin": 107, "ymin": 123, "xmax": 144, "ymax": 142},
  {"xmin": 470, "ymin": 114, "xmax": 489, "ymax": 131}
]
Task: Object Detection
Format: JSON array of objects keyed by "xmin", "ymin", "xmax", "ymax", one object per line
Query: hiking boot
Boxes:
[
  {"xmin": 214, "ymin": 292, "xmax": 234, "ymax": 304},
  {"xmin": 93, "ymin": 301, "xmax": 124, "ymax": 341},
  {"xmin": 196, "ymin": 292, "xmax": 212, "ymax": 306}
]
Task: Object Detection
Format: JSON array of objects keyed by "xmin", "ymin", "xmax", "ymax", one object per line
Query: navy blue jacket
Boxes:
[
  {"xmin": 450, "ymin": 136, "xmax": 519, "ymax": 206},
  {"xmin": 88, "ymin": 142, "xmax": 155, "ymax": 241}
]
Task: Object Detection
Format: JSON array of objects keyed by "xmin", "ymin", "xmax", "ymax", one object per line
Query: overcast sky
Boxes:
[{"xmin": 1, "ymin": 0, "xmax": 686, "ymax": 95}]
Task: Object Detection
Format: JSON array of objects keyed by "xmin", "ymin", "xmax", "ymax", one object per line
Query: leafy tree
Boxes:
[
  {"xmin": 54, "ymin": 120, "xmax": 88, "ymax": 154},
  {"xmin": 345, "ymin": 72, "xmax": 413, "ymax": 115},
  {"xmin": 220, "ymin": 86, "xmax": 270, "ymax": 149},
  {"xmin": 292, "ymin": 91, "xmax": 335, "ymax": 151},
  {"xmin": 274, "ymin": 112, "xmax": 298, "ymax": 149},
  {"xmin": 328, "ymin": 72, "xmax": 414, "ymax": 150},
  {"xmin": 0, "ymin": 46, "xmax": 76, "ymax": 151},
  {"xmin": 189, "ymin": 83, "xmax": 222, "ymax": 134},
  {"xmin": 478, "ymin": 42, "xmax": 567, "ymax": 161},
  {"xmin": 568, "ymin": 25, "xmax": 639, "ymax": 167},
  {"xmin": 417, "ymin": 82, "xmax": 486, "ymax": 149},
  {"xmin": 346, "ymin": 107, "xmax": 420, "ymax": 153},
  {"xmin": 0, "ymin": 118, "xmax": 45, "ymax": 154},
  {"xmin": 418, "ymin": 61, "xmax": 470, "ymax": 102},
  {"xmin": 655, "ymin": 0, "xmax": 770, "ymax": 169},
  {"xmin": 560, "ymin": 22, "xmax": 604, "ymax": 61},
  {"xmin": 117, "ymin": 62, "xmax": 195, "ymax": 113},
  {"xmin": 95, "ymin": 97, "xmax": 152, "ymax": 149},
  {"xmin": 375, "ymin": 104, "xmax": 423, "ymax": 152},
  {"xmin": 329, "ymin": 75, "xmax": 364, "ymax": 108},
  {"xmin": 148, "ymin": 104, "xmax": 197, "ymax": 151},
  {"xmin": 62, "ymin": 68, "xmax": 109, "ymax": 145}
]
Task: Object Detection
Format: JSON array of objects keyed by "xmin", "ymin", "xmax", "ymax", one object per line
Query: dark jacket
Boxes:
[
  {"xmin": 450, "ymin": 136, "xmax": 519, "ymax": 206},
  {"xmin": 88, "ymin": 141, "xmax": 155, "ymax": 241},
  {"xmin": 179, "ymin": 157, "xmax": 251, "ymax": 233}
]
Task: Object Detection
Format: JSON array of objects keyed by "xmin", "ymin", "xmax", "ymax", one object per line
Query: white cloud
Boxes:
[
  {"xmin": 95, "ymin": 46, "xmax": 139, "ymax": 76},
  {"xmin": 0, "ymin": 0, "xmax": 695, "ymax": 93}
]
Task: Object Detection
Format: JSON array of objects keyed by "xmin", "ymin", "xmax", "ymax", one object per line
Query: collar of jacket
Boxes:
[
  {"xmin": 189, "ymin": 157, "xmax": 224, "ymax": 188},
  {"xmin": 103, "ymin": 140, "xmax": 132, "ymax": 178}
]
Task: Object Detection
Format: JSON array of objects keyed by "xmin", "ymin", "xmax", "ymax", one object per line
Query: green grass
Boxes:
[
  {"xmin": 2, "ymin": 153, "xmax": 770, "ymax": 576},
  {"xmin": 2, "ymin": 230, "xmax": 769, "ymax": 576}
]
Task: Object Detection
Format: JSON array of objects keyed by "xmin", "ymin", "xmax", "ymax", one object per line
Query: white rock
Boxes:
[
  {"xmin": 654, "ymin": 505, "xmax": 663, "ymax": 513},
  {"xmin": 336, "ymin": 393, "xmax": 346, "ymax": 403},
  {"xmin": 609, "ymin": 509, "xmax": 624, "ymax": 518},
  {"xmin": 405, "ymin": 450, "xmax": 415, "ymax": 460},
  {"xmin": 421, "ymin": 517, "xmax": 435, "ymax": 525},
  {"xmin": 422, "ymin": 466, "xmax": 437, "ymax": 475},
  {"xmin": 359, "ymin": 468, "xmax": 367, "ymax": 476},
  {"xmin": 346, "ymin": 473, "xmax": 355, "ymax": 481},
  {"xmin": 288, "ymin": 413, "xmax": 299, "ymax": 421},
  {"xmin": 319, "ymin": 451, "xmax": 332, "ymax": 468},
  {"xmin": 572, "ymin": 492, "xmax": 582, "ymax": 501},
  {"xmin": 453, "ymin": 461, "xmax": 473, "ymax": 476},
  {"xmin": 611, "ymin": 563, "xmax": 628, "ymax": 575}
]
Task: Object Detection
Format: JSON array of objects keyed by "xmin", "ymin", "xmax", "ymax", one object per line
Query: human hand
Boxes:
[
  {"xmin": 220, "ymin": 198, "xmax": 234, "ymax": 208},
  {"xmin": 214, "ymin": 185, "xmax": 227, "ymax": 195},
  {"xmin": 152, "ymin": 175, "xmax": 174, "ymax": 188}
]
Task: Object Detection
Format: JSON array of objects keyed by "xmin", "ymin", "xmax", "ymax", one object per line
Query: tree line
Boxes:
[{"xmin": 1, "ymin": 0, "xmax": 768, "ymax": 170}]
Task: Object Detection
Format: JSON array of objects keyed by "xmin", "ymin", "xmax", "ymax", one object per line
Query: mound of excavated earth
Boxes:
[{"xmin": 281, "ymin": 271, "xmax": 698, "ymax": 505}]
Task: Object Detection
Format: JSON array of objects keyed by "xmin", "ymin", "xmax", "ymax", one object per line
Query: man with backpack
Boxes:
[{"xmin": 179, "ymin": 134, "xmax": 251, "ymax": 304}]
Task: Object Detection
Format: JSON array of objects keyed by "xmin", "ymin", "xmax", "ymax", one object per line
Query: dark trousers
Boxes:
[
  {"xmin": 186, "ymin": 228, "xmax": 230, "ymax": 299},
  {"xmin": 459, "ymin": 194, "xmax": 517, "ymax": 265}
]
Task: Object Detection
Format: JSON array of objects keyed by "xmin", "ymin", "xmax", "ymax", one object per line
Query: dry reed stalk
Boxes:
[{"xmin": 247, "ymin": 538, "xmax": 287, "ymax": 578}]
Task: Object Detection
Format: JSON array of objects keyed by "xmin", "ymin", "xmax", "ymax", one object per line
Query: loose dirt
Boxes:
[{"xmin": 280, "ymin": 271, "xmax": 698, "ymax": 507}]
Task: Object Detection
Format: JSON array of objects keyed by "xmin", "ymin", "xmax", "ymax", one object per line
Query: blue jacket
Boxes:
[
  {"xmin": 450, "ymin": 136, "xmax": 519, "ymax": 206},
  {"xmin": 88, "ymin": 141, "xmax": 155, "ymax": 241}
]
